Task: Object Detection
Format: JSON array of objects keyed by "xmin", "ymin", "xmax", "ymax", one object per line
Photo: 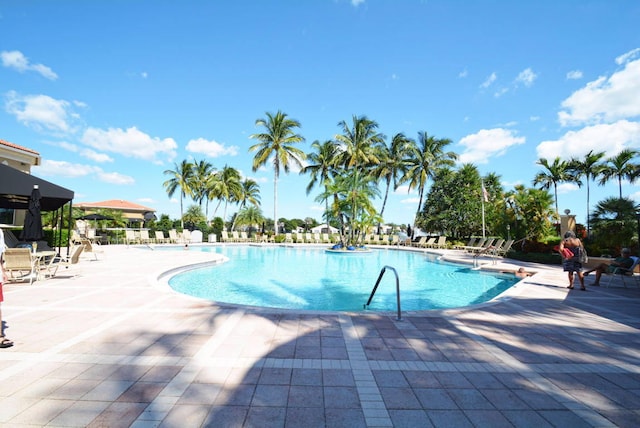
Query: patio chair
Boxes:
[
  {"xmin": 284, "ymin": 233, "xmax": 293, "ymax": 243},
  {"xmin": 605, "ymin": 256, "xmax": 640, "ymax": 288},
  {"xmin": 221, "ymin": 231, "xmax": 231, "ymax": 242},
  {"xmin": 181, "ymin": 229, "xmax": 192, "ymax": 243},
  {"xmin": 390, "ymin": 235, "xmax": 400, "ymax": 246},
  {"xmin": 240, "ymin": 231, "xmax": 249, "ymax": 242},
  {"xmin": 313, "ymin": 233, "xmax": 321, "ymax": 243},
  {"xmin": 431, "ymin": 236, "xmax": 447, "ymax": 249},
  {"xmin": 454, "ymin": 237, "xmax": 476, "ymax": 250},
  {"xmin": 139, "ymin": 230, "xmax": 153, "ymax": 244},
  {"xmin": 295, "ymin": 232, "xmax": 304, "ymax": 243},
  {"xmin": 494, "ymin": 239, "xmax": 514, "ymax": 257},
  {"xmin": 125, "ymin": 230, "xmax": 139, "ymax": 245},
  {"xmin": 168, "ymin": 229, "xmax": 179, "ymax": 243},
  {"xmin": 3, "ymin": 248, "xmax": 37, "ymax": 285},
  {"xmin": 48, "ymin": 245, "xmax": 84, "ymax": 278},
  {"xmin": 305, "ymin": 233, "xmax": 314, "ymax": 243},
  {"xmin": 231, "ymin": 231, "xmax": 240, "ymax": 242},
  {"xmin": 321, "ymin": 233, "xmax": 331, "ymax": 244},
  {"xmin": 78, "ymin": 238, "xmax": 103, "ymax": 260},
  {"xmin": 154, "ymin": 230, "xmax": 168, "ymax": 244},
  {"xmin": 411, "ymin": 236, "xmax": 427, "ymax": 247}
]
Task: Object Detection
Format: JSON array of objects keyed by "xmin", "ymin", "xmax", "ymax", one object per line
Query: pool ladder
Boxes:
[{"xmin": 364, "ymin": 265, "xmax": 402, "ymax": 321}]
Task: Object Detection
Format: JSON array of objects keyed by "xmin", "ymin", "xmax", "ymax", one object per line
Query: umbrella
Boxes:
[
  {"xmin": 20, "ymin": 185, "xmax": 44, "ymax": 242},
  {"xmin": 406, "ymin": 224, "xmax": 412, "ymax": 239},
  {"xmin": 77, "ymin": 213, "xmax": 113, "ymax": 221}
]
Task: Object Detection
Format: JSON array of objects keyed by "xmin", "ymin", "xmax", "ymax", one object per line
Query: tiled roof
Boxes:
[
  {"xmin": 75, "ymin": 199, "xmax": 156, "ymax": 212},
  {"xmin": 0, "ymin": 138, "xmax": 40, "ymax": 155}
]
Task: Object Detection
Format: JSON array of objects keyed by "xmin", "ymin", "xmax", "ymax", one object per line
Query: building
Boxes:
[
  {"xmin": 75, "ymin": 200, "xmax": 156, "ymax": 225},
  {"xmin": 0, "ymin": 139, "xmax": 40, "ymax": 225}
]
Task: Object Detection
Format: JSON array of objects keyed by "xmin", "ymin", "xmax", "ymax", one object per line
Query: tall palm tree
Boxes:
[
  {"xmin": 532, "ymin": 157, "xmax": 573, "ymax": 217},
  {"xmin": 598, "ymin": 149, "xmax": 639, "ymax": 198},
  {"xmin": 163, "ymin": 160, "xmax": 194, "ymax": 228},
  {"xmin": 569, "ymin": 150, "xmax": 606, "ymax": 237},
  {"xmin": 401, "ymin": 132, "xmax": 457, "ymax": 234},
  {"xmin": 231, "ymin": 178, "xmax": 261, "ymax": 231},
  {"xmin": 249, "ymin": 110, "xmax": 306, "ymax": 235},
  {"xmin": 334, "ymin": 115, "xmax": 385, "ymax": 169},
  {"xmin": 209, "ymin": 165, "xmax": 242, "ymax": 227},
  {"xmin": 372, "ymin": 133, "xmax": 413, "ymax": 220},
  {"xmin": 302, "ymin": 139, "xmax": 340, "ymax": 233},
  {"xmin": 192, "ymin": 160, "xmax": 215, "ymax": 217}
]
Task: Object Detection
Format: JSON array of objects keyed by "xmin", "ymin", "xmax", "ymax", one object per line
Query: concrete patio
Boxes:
[{"xmin": 0, "ymin": 244, "xmax": 639, "ymax": 427}]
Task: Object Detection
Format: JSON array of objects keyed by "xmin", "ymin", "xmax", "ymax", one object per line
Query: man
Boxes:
[
  {"xmin": 0, "ymin": 228, "xmax": 14, "ymax": 348},
  {"xmin": 559, "ymin": 230, "xmax": 586, "ymax": 291},
  {"xmin": 584, "ymin": 248, "xmax": 635, "ymax": 286}
]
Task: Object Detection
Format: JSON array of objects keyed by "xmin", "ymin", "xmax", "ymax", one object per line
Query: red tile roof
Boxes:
[
  {"xmin": 0, "ymin": 139, "xmax": 40, "ymax": 155},
  {"xmin": 75, "ymin": 200, "xmax": 155, "ymax": 212}
]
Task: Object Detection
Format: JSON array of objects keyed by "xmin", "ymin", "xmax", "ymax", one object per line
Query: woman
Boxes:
[{"xmin": 558, "ymin": 231, "xmax": 586, "ymax": 291}]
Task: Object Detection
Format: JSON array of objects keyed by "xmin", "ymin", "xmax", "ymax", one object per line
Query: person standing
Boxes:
[
  {"xmin": 559, "ymin": 230, "xmax": 586, "ymax": 291},
  {"xmin": 0, "ymin": 228, "xmax": 14, "ymax": 348}
]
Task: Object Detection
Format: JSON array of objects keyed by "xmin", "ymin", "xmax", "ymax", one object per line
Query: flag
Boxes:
[{"xmin": 482, "ymin": 183, "xmax": 489, "ymax": 202}]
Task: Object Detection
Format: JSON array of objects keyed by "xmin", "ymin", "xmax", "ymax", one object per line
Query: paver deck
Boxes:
[{"xmin": 0, "ymin": 244, "xmax": 639, "ymax": 427}]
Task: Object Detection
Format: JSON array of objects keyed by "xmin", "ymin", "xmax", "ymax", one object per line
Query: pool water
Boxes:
[{"xmin": 166, "ymin": 246, "xmax": 518, "ymax": 312}]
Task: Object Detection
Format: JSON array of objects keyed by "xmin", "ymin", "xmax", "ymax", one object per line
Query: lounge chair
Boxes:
[
  {"xmin": 321, "ymin": 233, "xmax": 330, "ymax": 244},
  {"xmin": 78, "ymin": 238, "xmax": 103, "ymax": 260},
  {"xmin": 168, "ymin": 229, "xmax": 179, "ymax": 243},
  {"xmin": 139, "ymin": 230, "xmax": 153, "ymax": 244},
  {"xmin": 411, "ymin": 236, "xmax": 427, "ymax": 247},
  {"xmin": 466, "ymin": 238, "xmax": 491, "ymax": 253},
  {"xmin": 181, "ymin": 229, "xmax": 192, "ymax": 243},
  {"xmin": 284, "ymin": 233, "xmax": 293, "ymax": 243},
  {"xmin": 48, "ymin": 245, "xmax": 84, "ymax": 278},
  {"xmin": 231, "ymin": 231, "xmax": 240, "ymax": 242},
  {"xmin": 240, "ymin": 231, "xmax": 249, "ymax": 242},
  {"xmin": 431, "ymin": 236, "xmax": 447, "ymax": 249},
  {"xmin": 390, "ymin": 235, "xmax": 400, "ymax": 246},
  {"xmin": 125, "ymin": 230, "xmax": 139, "ymax": 245},
  {"xmin": 380, "ymin": 235, "xmax": 390, "ymax": 245},
  {"xmin": 3, "ymin": 248, "xmax": 37, "ymax": 284},
  {"xmin": 494, "ymin": 239, "xmax": 514, "ymax": 257},
  {"xmin": 155, "ymin": 231, "xmax": 168, "ymax": 244},
  {"xmin": 295, "ymin": 232, "xmax": 304, "ymax": 243},
  {"xmin": 455, "ymin": 237, "xmax": 476, "ymax": 250},
  {"xmin": 605, "ymin": 256, "xmax": 640, "ymax": 288},
  {"xmin": 221, "ymin": 231, "xmax": 231, "ymax": 242}
]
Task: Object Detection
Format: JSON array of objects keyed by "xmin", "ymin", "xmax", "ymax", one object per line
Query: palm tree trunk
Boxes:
[{"xmin": 273, "ymin": 173, "xmax": 278, "ymax": 235}]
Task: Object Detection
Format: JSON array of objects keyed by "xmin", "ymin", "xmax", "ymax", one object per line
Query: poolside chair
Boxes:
[
  {"xmin": 221, "ymin": 231, "xmax": 231, "ymax": 242},
  {"xmin": 390, "ymin": 235, "xmax": 400, "ymax": 246},
  {"xmin": 313, "ymin": 233, "xmax": 321, "ymax": 244},
  {"xmin": 284, "ymin": 233, "xmax": 293, "ymax": 244},
  {"xmin": 420, "ymin": 237, "xmax": 436, "ymax": 248},
  {"xmin": 240, "ymin": 231, "xmax": 249, "ymax": 242},
  {"xmin": 431, "ymin": 236, "xmax": 447, "ymax": 249},
  {"xmin": 48, "ymin": 245, "xmax": 84, "ymax": 278},
  {"xmin": 168, "ymin": 229, "xmax": 179, "ymax": 243},
  {"xmin": 466, "ymin": 238, "xmax": 490, "ymax": 253},
  {"xmin": 321, "ymin": 233, "xmax": 331, "ymax": 244},
  {"xmin": 605, "ymin": 256, "xmax": 640, "ymax": 288},
  {"xmin": 380, "ymin": 235, "xmax": 390, "ymax": 245},
  {"xmin": 78, "ymin": 238, "xmax": 103, "ymax": 260},
  {"xmin": 494, "ymin": 239, "xmax": 514, "ymax": 257},
  {"xmin": 154, "ymin": 230, "xmax": 168, "ymax": 244},
  {"xmin": 181, "ymin": 229, "xmax": 192, "ymax": 243},
  {"xmin": 411, "ymin": 236, "xmax": 427, "ymax": 248},
  {"xmin": 139, "ymin": 230, "xmax": 152, "ymax": 244},
  {"xmin": 3, "ymin": 248, "xmax": 37, "ymax": 285},
  {"xmin": 125, "ymin": 230, "xmax": 139, "ymax": 245},
  {"xmin": 454, "ymin": 237, "xmax": 476, "ymax": 250},
  {"xmin": 231, "ymin": 231, "xmax": 240, "ymax": 242}
]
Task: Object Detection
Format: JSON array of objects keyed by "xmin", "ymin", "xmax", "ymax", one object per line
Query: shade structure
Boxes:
[
  {"xmin": 0, "ymin": 163, "xmax": 74, "ymax": 211},
  {"xmin": 19, "ymin": 186, "xmax": 44, "ymax": 242},
  {"xmin": 77, "ymin": 213, "xmax": 113, "ymax": 221}
]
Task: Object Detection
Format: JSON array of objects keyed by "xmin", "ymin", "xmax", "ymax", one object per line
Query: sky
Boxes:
[{"xmin": 1, "ymin": 0, "xmax": 640, "ymax": 228}]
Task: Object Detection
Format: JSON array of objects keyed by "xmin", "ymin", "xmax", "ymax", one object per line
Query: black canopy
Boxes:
[{"xmin": 0, "ymin": 163, "xmax": 74, "ymax": 211}]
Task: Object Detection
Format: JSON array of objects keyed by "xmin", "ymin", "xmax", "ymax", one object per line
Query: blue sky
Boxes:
[{"xmin": 1, "ymin": 1, "xmax": 640, "ymax": 228}]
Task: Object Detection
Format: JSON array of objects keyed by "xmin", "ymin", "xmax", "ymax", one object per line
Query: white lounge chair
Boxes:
[
  {"xmin": 3, "ymin": 248, "xmax": 37, "ymax": 284},
  {"xmin": 155, "ymin": 231, "xmax": 168, "ymax": 244},
  {"xmin": 48, "ymin": 245, "xmax": 84, "ymax": 278}
]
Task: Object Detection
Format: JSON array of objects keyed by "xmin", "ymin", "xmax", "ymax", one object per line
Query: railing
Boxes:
[{"xmin": 364, "ymin": 265, "xmax": 402, "ymax": 320}]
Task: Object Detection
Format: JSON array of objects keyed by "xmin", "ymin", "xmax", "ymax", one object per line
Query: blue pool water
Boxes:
[{"xmin": 166, "ymin": 246, "xmax": 518, "ymax": 312}]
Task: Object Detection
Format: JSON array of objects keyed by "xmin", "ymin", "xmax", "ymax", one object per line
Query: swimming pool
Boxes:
[{"xmin": 166, "ymin": 246, "xmax": 518, "ymax": 312}]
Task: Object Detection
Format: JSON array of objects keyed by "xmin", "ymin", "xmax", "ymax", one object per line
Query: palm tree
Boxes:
[
  {"xmin": 334, "ymin": 115, "xmax": 385, "ymax": 169},
  {"xmin": 163, "ymin": 160, "xmax": 194, "ymax": 228},
  {"xmin": 532, "ymin": 157, "xmax": 573, "ymax": 217},
  {"xmin": 590, "ymin": 196, "xmax": 638, "ymax": 250},
  {"xmin": 302, "ymin": 139, "xmax": 340, "ymax": 233},
  {"xmin": 401, "ymin": 132, "xmax": 457, "ymax": 235},
  {"xmin": 249, "ymin": 110, "xmax": 306, "ymax": 235},
  {"xmin": 192, "ymin": 160, "xmax": 215, "ymax": 217},
  {"xmin": 208, "ymin": 165, "xmax": 242, "ymax": 228},
  {"xmin": 598, "ymin": 149, "xmax": 639, "ymax": 198},
  {"xmin": 569, "ymin": 150, "xmax": 606, "ymax": 237},
  {"xmin": 235, "ymin": 205, "xmax": 265, "ymax": 233},
  {"xmin": 231, "ymin": 179, "xmax": 261, "ymax": 231},
  {"xmin": 372, "ymin": 133, "xmax": 412, "ymax": 221}
]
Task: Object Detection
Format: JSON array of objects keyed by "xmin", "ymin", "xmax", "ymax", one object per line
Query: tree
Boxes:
[
  {"xmin": 209, "ymin": 165, "xmax": 242, "ymax": 227},
  {"xmin": 183, "ymin": 204, "xmax": 206, "ymax": 229},
  {"xmin": 372, "ymin": 133, "xmax": 412, "ymax": 222},
  {"xmin": 569, "ymin": 151, "xmax": 606, "ymax": 237},
  {"xmin": 533, "ymin": 157, "xmax": 573, "ymax": 218},
  {"xmin": 163, "ymin": 160, "xmax": 194, "ymax": 228},
  {"xmin": 590, "ymin": 197, "xmax": 638, "ymax": 252},
  {"xmin": 510, "ymin": 185, "xmax": 557, "ymax": 241},
  {"xmin": 235, "ymin": 206, "xmax": 265, "ymax": 232},
  {"xmin": 231, "ymin": 179, "xmax": 261, "ymax": 231},
  {"xmin": 401, "ymin": 132, "xmax": 457, "ymax": 235},
  {"xmin": 598, "ymin": 149, "xmax": 639, "ymax": 198},
  {"xmin": 303, "ymin": 139, "xmax": 340, "ymax": 234},
  {"xmin": 249, "ymin": 110, "xmax": 306, "ymax": 236},
  {"xmin": 192, "ymin": 160, "xmax": 215, "ymax": 217},
  {"xmin": 334, "ymin": 115, "xmax": 385, "ymax": 169}
]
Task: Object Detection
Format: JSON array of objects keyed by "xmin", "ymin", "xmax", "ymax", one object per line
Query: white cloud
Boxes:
[
  {"xmin": 557, "ymin": 182, "xmax": 580, "ymax": 194},
  {"xmin": 141, "ymin": 72, "xmax": 148, "ymax": 79},
  {"xmin": 459, "ymin": 69, "xmax": 468, "ymax": 78},
  {"xmin": 1, "ymin": 50, "xmax": 57, "ymax": 80},
  {"xmin": 80, "ymin": 148, "xmax": 113, "ymax": 163},
  {"xmin": 351, "ymin": 0, "xmax": 365, "ymax": 6},
  {"xmin": 81, "ymin": 126, "xmax": 177, "ymax": 163},
  {"xmin": 35, "ymin": 159, "xmax": 99, "ymax": 178},
  {"xmin": 566, "ymin": 70, "xmax": 583, "ymax": 80},
  {"xmin": 96, "ymin": 171, "xmax": 135, "ymax": 185},
  {"xmin": 5, "ymin": 91, "xmax": 78, "ymax": 134},
  {"xmin": 401, "ymin": 197, "xmax": 419, "ymax": 205},
  {"xmin": 558, "ymin": 53, "xmax": 640, "ymax": 126},
  {"xmin": 457, "ymin": 128, "xmax": 526, "ymax": 164},
  {"xmin": 615, "ymin": 47, "xmax": 640, "ymax": 65},
  {"xmin": 480, "ymin": 72, "xmax": 497, "ymax": 88},
  {"xmin": 185, "ymin": 137, "xmax": 239, "ymax": 157},
  {"xmin": 515, "ymin": 67, "xmax": 537, "ymax": 87},
  {"xmin": 494, "ymin": 87, "xmax": 508, "ymax": 98},
  {"xmin": 536, "ymin": 120, "xmax": 640, "ymax": 160}
]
